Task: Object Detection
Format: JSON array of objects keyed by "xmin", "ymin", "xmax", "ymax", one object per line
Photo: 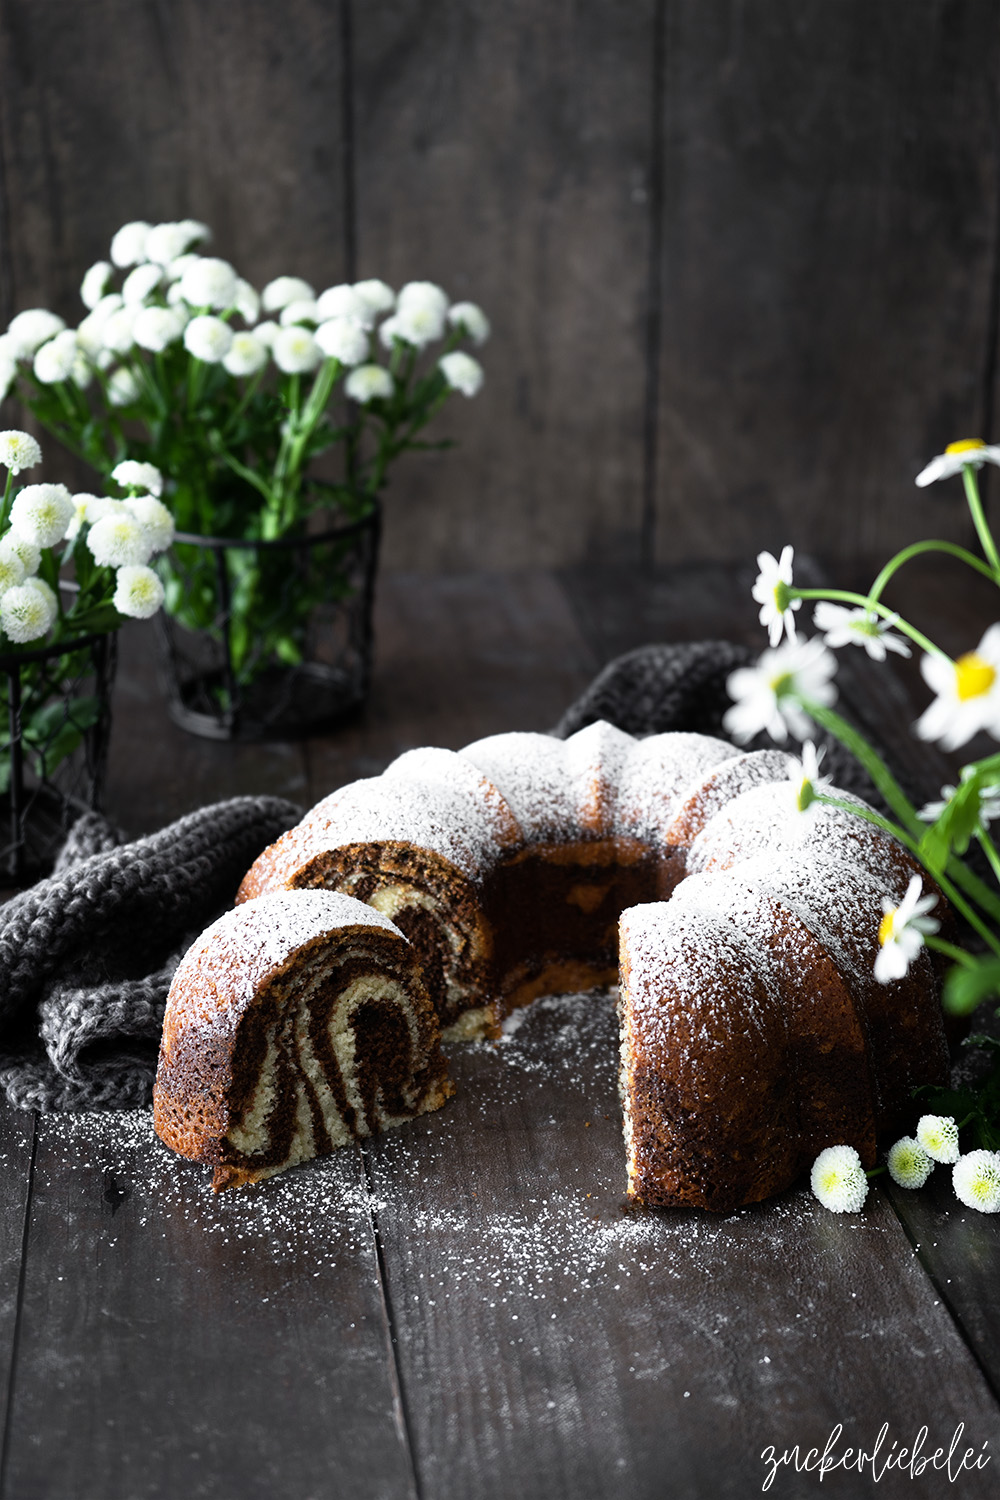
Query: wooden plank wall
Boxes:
[{"xmin": 0, "ymin": 0, "xmax": 997, "ymax": 572}]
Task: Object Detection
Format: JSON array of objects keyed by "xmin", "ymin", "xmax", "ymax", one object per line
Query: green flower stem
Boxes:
[
  {"xmin": 866, "ymin": 539, "xmax": 997, "ymax": 605},
  {"xmin": 945, "ymin": 855, "xmax": 1000, "ymax": 927},
  {"xmin": 962, "ymin": 465, "xmax": 1000, "ymax": 579},
  {"xmin": 801, "ymin": 698, "xmax": 922, "ymax": 835},
  {"xmin": 0, "ymin": 467, "xmax": 14, "ymax": 532},
  {"xmin": 926, "ymin": 936, "xmax": 979, "ymax": 969},
  {"xmin": 792, "ymin": 588, "xmax": 947, "ymax": 659}
]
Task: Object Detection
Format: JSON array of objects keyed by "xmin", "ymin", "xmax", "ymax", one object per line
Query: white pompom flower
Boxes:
[
  {"xmin": 80, "ymin": 261, "xmax": 113, "ymax": 311},
  {"xmin": 112, "ymin": 460, "xmax": 164, "ymax": 497},
  {"xmin": 110, "ymin": 221, "xmax": 152, "ymax": 267},
  {"xmin": 250, "ymin": 321, "xmax": 280, "ymax": 350},
  {"xmin": 0, "ymin": 578, "xmax": 57, "ymax": 642},
  {"xmin": 273, "ymin": 325, "xmax": 321, "ymax": 375},
  {"xmin": 76, "ymin": 294, "xmax": 125, "ymax": 356},
  {"xmin": 395, "ymin": 301, "xmax": 447, "ymax": 347},
  {"xmin": 107, "ymin": 367, "xmax": 141, "ymax": 407},
  {"xmin": 179, "ymin": 257, "xmax": 238, "ymax": 311},
  {"xmin": 122, "ymin": 263, "xmax": 164, "ymax": 306},
  {"xmin": 810, "ymin": 1145, "xmax": 869, "ymax": 1213},
  {"xmin": 234, "ymin": 278, "xmax": 261, "ymax": 324},
  {"xmin": 345, "ymin": 364, "xmax": 394, "ymax": 404},
  {"xmin": 887, "ymin": 1137, "xmax": 934, "ymax": 1189},
  {"xmin": 87, "ymin": 510, "xmax": 155, "ymax": 567},
  {"xmin": 724, "ymin": 637, "xmax": 838, "ymax": 744},
  {"xmin": 123, "ymin": 494, "xmax": 174, "ymax": 552},
  {"xmin": 9, "ymin": 483, "xmax": 75, "ymax": 548},
  {"xmin": 753, "ymin": 546, "xmax": 800, "ymax": 647},
  {"xmin": 448, "ymin": 301, "xmax": 490, "ymax": 345},
  {"xmin": 261, "ymin": 276, "xmax": 316, "ymax": 313},
  {"xmin": 316, "ymin": 284, "xmax": 369, "ymax": 325},
  {"xmin": 0, "ymin": 431, "xmax": 42, "ymax": 475},
  {"xmin": 223, "ymin": 332, "xmax": 269, "ymax": 378},
  {"xmin": 167, "ymin": 252, "xmax": 200, "ymax": 284},
  {"xmin": 397, "ymin": 281, "xmax": 449, "ymax": 317},
  {"xmin": 315, "ymin": 318, "xmax": 369, "ymax": 366},
  {"xmin": 113, "ymin": 563, "xmax": 165, "ymax": 619},
  {"xmin": 134, "ymin": 305, "xmax": 186, "ymax": 353},
  {"xmin": 813, "ymin": 601, "xmax": 910, "ymax": 661},
  {"xmin": 101, "ymin": 306, "xmax": 141, "ymax": 355},
  {"xmin": 915, "ymin": 625, "xmax": 1000, "ymax": 751},
  {"xmin": 439, "ymin": 351, "xmax": 484, "ymax": 397},
  {"xmin": 0, "ymin": 353, "xmax": 16, "ymax": 403},
  {"xmin": 33, "ymin": 330, "xmax": 80, "ymax": 385},
  {"xmin": 952, "ymin": 1150, "xmax": 1000, "ymax": 1212},
  {"xmin": 7, "ymin": 309, "xmax": 66, "ymax": 359},
  {"xmin": 874, "ymin": 876, "xmax": 939, "ymax": 984},
  {"xmin": 279, "ymin": 299, "xmax": 319, "ymax": 328},
  {"xmin": 379, "ymin": 314, "xmax": 403, "ymax": 349},
  {"xmin": 0, "ymin": 531, "xmax": 41, "ymax": 576},
  {"xmin": 353, "ymin": 279, "xmax": 395, "ymax": 316},
  {"xmin": 916, "ymin": 1114, "xmax": 961, "ymax": 1165},
  {"xmin": 145, "ymin": 221, "xmax": 206, "ymax": 267},
  {"xmin": 184, "ymin": 315, "xmax": 234, "ymax": 364},
  {"xmin": 0, "ymin": 549, "xmax": 25, "ymax": 596}
]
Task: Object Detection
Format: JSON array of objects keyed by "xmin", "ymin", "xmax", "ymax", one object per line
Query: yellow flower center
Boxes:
[
  {"xmin": 796, "ymin": 777, "xmax": 815, "ymax": 813},
  {"xmin": 772, "ymin": 580, "xmax": 792, "ymax": 613},
  {"xmin": 955, "ymin": 652, "xmax": 996, "ymax": 701},
  {"xmin": 878, "ymin": 909, "xmax": 896, "ymax": 947},
  {"xmin": 769, "ymin": 671, "xmax": 793, "ymax": 698},
  {"xmin": 945, "ymin": 439, "xmax": 987, "ymax": 454}
]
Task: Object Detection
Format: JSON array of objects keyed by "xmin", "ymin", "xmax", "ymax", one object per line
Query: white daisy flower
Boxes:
[
  {"xmin": 0, "ymin": 578, "xmax": 57, "ymax": 642},
  {"xmin": 916, "ymin": 439, "xmax": 1000, "ymax": 487},
  {"xmin": 810, "ymin": 1145, "xmax": 869, "ymax": 1212},
  {"xmin": 234, "ymin": 278, "xmax": 260, "ymax": 325},
  {"xmin": 439, "ymin": 351, "xmax": 484, "ymax": 397},
  {"xmin": 447, "ymin": 301, "xmax": 490, "ymax": 345},
  {"xmin": 80, "ymin": 261, "xmax": 113, "ymax": 310},
  {"xmin": 394, "ymin": 301, "xmax": 447, "ymax": 347},
  {"xmin": 345, "ymin": 364, "xmax": 394, "ymax": 404},
  {"xmin": 353, "ymin": 279, "xmax": 395, "ymax": 316},
  {"xmin": 887, "ymin": 1137, "xmax": 934, "ymax": 1189},
  {"xmin": 874, "ymin": 876, "xmax": 939, "ymax": 984},
  {"xmin": 787, "ymin": 740, "xmax": 831, "ymax": 817},
  {"xmin": 123, "ymin": 494, "xmax": 174, "ymax": 552},
  {"xmin": 144, "ymin": 220, "xmax": 206, "ymax": 267},
  {"xmin": 121, "ymin": 263, "xmax": 164, "ymax": 306},
  {"xmin": 0, "ymin": 431, "xmax": 42, "ymax": 475},
  {"xmin": 87, "ymin": 511, "xmax": 154, "ymax": 567},
  {"xmin": 110, "ymin": 221, "xmax": 152, "ymax": 268},
  {"xmin": 7, "ymin": 309, "xmax": 66, "ymax": 359},
  {"xmin": 315, "ymin": 284, "xmax": 368, "ymax": 324},
  {"xmin": 113, "ymin": 563, "xmax": 165, "ymax": 619},
  {"xmin": 272, "ymin": 325, "xmax": 321, "ymax": 375},
  {"xmin": 918, "ymin": 771, "xmax": 1000, "ymax": 829},
  {"xmin": 952, "ymin": 1150, "xmax": 1000, "ymax": 1212},
  {"xmin": 107, "ymin": 367, "xmax": 141, "ymax": 407},
  {"xmin": 723, "ymin": 637, "xmax": 838, "ymax": 744},
  {"xmin": 133, "ymin": 305, "xmax": 186, "ymax": 353},
  {"xmin": 752, "ymin": 545, "xmax": 800, "ymax": 647},
  {"xmin": 916, "ymin": 1114, "xmax": 961, "ymax": 1165},
  {"xmin": 223, "ymin": 332, "xmax": 269, "ymax": 378},
  {"xmin": 112, "ymin": 460, "xmax": 164, "ymax": 497},
  {"xmin": 250, "ymin": 320, "xmax": 280, "ymax": 350},
  {"xmin": 279, "ymin": 299, "xmax": 319, "ymax": 328},
  {"xmin": 397, "ymin": 280, "xmax": 449, "ymax": 318},
  {"xmin": 179, "ymin": 257, "xmax": 238, "ymax": 311},
  {"xmin": 101, "ymin": 306, "xmax": 140, "ymax": 355},
  {"xmin": 9, "ymin": 483, "xmax": 75, "ymax": 548},
  {"xmin": 261, "ymin": 276, "xmax": 315, "ymax": 313},
  {"xmin": 0, "ymin": 549, "xmax": 25, "ymax": 595},
  {"xmin": 915, "ymin": 624, "xmax": 1000, "ymax": 750},
  {"xmin": 0, "ymin": 532, "xmax": 40, "ymax": 576},
  {"xmin": 813, "ymin": 600, "xmax": 911, "ymax": 661},
  {"xmin": 315, "ymin": 318, "xmax": 369, "ymax": 366},
  {"xmin": 33, "ymin": 330, "xmax": 79, "ymax": 385},
  {"xmin": 183, "ymin": 315, "xmax": 234, "ymax": 364}
]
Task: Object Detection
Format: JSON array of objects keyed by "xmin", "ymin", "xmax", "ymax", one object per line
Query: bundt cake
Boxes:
[
  {"xmin": 157, "ymin": 722, "xmax": 949, "ymax": 1210},
  {"xmin": 153, "ymin": 889, "xmax": 452, "ymax": 1190}
]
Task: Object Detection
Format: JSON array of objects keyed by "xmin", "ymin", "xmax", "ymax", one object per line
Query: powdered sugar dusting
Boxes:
[
  {"xmin": 614, "ymin": 733, "xmax": 737, "ymax": 842},
  {"xmin": 460, "ymin": 731, "xmax": 578, "ymax": 841}
]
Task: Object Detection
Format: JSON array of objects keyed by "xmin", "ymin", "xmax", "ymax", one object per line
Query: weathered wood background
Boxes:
[{"xmin": 0, "ymin": 0, "xmax": 997, "ymax": 572}]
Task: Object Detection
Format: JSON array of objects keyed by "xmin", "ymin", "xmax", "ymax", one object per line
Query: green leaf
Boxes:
[{"xmin": 943, "ymin": 957, "xmax": 1000, "ymax": 1015}]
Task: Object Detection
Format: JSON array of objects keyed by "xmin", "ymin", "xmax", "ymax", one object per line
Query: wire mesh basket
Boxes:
[
  {"xmin": 157, "ymin": 502, "xmax": 381, "ymax": 741},
  {"xmin": 0, "ymin": 629, "xmax": 118, "ymax": 885}
]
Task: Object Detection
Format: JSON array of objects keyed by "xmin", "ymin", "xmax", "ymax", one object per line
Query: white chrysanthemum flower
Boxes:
[
  {"xmin": 101, "ymin": 305, "xmax": 140, "ymax": 355},
  {"xmin": 133, "ymin": 305, "xmax": 185, "ymax": 353},
  {"xmin": 223, "ymin": 332, "xmax": 269, "ymax": 378},
  {"xmin": 916, "ymin": 625, "xmax": 1000, "ymax": 750},
  {"xmin": 80, "ymin": 260, "xmax": 113, "ymax": 310},
  {"xmin": 123, "ymin": 494, "xmax": 174, "ymax": 552},
  {"xmin": 144, "ymin": 220, "xmax": 206, "ymax": 267},
  {"xmin": 439, "ymin": 350, "xmax": 484, "ymax": 397},
  {"xmin": 183, "ymin": 315, "xmax": 234, "ymax": 363},
  {"xmin": 0, "ymin": 531, "xmax": 40, "ymax": 576},
  {"xmin": 916, "ymin": 1114, "xmax": 961, "ymax": 1165},
  {"xmin": 0, "ymin": 431, "xmax": 42, "ymax": 475},
  {"xmin": 112, "ymin": 460, "xmax": 164, "ymax": 497},
  {"xmin": 107, "ymin": 367, "xmax": 141, "ymax": 407},
  {"xmin": 273, "ymin": 325, "xmax": 321, "ymax": 374},
  {"xmin": 752, "ymin": 546, "xmax": 800, "ymax": 647},
  {"xmin": 397, "ymin": 280, "xmax": 449, "ymax": 317},
  {"xmin": 110, "ymin": 220, "xmax": 152, "ymax": 267},
  {"xmin": 887, "ymin": 1137, "xmax": 934, "ymax": 1189},
  {"xmin": 813, "ymin": 600, "xmax": 911, "ymax": 661},
  {"xmin": 87, "ymin": 510, "xmax": 154, "ymax": 567},
  {"xmin": 0, "ymin": 549, "xmax": 25, "ymax": 595},
  {"xmin": 394, "ymin": 301, "xmax": 447, "ymax": 347},
  {"xmin": 952, "ymin": 1150, "xmax": 1000, "ymax": 1212},
  {"xmin": 723, "ymin": 637, "xmax": 838, "ymax": 744},
  {"xmin": 316, "ymin": 284, "xmax": 369, "ymax": 325},
  {"xmin": 250, "ymin": 320, "xmax": 279, "ymax": 350},
  {"xmin": 113, "ymin": 563, "xmax": 165, "ymax": 619},
  {"xmin": 315, "ymin": 318, "xmax": 369, "ymax": 366},
  {"xmin": 874, "ymin": 876, "xmax": 940, "ymax": 984},
  {"xmin": 0, "ymin": 353, "xmax": 16, "ymax": 403},
  {"xmin": 76, "ymin": 294, "xmax": 124, "ymax": 356},
  {"xmin": 353, "ymin": 279, "xmax": 395, "ymax": 316},
  {"xmin": 167, "ymin": 252, "xmax": 200, "ymax": 284},
  {"xmin": 810, "ymin": 1145, "xmax": 869, "ymax": 1213},
  {"xmin": 787, "ymin": 739, "xmax": 831, "ymax": 819},
  {"xmin": 121, "ymin": 263, "xmax": 164, "ymax": 306},
  {"xmin": 65, "ymin": 492, "xmax": 100, "ymax": 541},
  {"xmin": 345, "ymin": 363, "xmax": 394, "ymax": 404},
  {"xmin": 0, "ymin": 578, "xmax": 57, "ymax": 642},
  {"xmin": 9, "ymin": 483, "xmax": 75, "ymax": 548},
  {"xmin": 379, "ymin": 314, "xmax": 403, "ymax": 349},
  {"xmin": 261, "ymin": 276, "xmax": 316, "ymax": 313},
  {"xmin": 916, "ymin": 439, "xmax": 1000, "ymax": 487},
  {"xmin": 178, "ymin": 220, "xmax": 210, "ymax": 248},
  {"xmin": 7, "ymin": 309, "xmax": 67, "ymax": 359},
  {"xmin": 33, "ymin": 330, "xmax": 79, "ymax": 385},
  {"xmin": 447, "ymin": 301, "xmax": 490, "ymax": 345},
  {"xmin": 70, "ymin": 353, "xmax": 93, "ymax": 390},
  {"xmin": 234, "ymin": 278, "xmax": 260, "ymax": 324},
  {"xmin": 179, "ymin": 257, "xmax": 238, "ymax": 311},
  {"xmin": 279, "ymin": 298, "xmax": 319, "ymax": 327}
]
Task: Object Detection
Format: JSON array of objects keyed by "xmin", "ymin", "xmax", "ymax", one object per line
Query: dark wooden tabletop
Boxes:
[{"xmin": 1, "ymin": 562, "xmax": 999, "ymax": 1500}]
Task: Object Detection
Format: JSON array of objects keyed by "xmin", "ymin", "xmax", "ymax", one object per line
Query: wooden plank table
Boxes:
[{"xmin": 1, "ymin": 565, "xmax": 998, "ymax": 1499}]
